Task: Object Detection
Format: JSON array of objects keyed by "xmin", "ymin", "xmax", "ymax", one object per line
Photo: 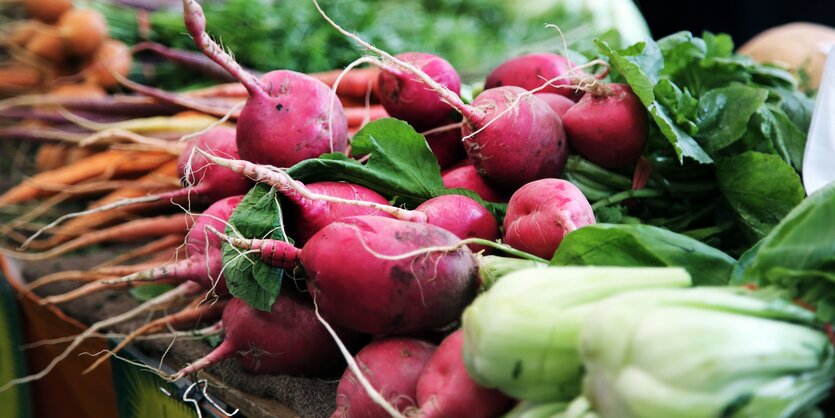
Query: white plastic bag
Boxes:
[{"xmin": 803, "ymin": 45, "xmax": 835, "ymax": 194}]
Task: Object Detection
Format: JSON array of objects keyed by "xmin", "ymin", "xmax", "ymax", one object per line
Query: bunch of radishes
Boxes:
[{"xmin": 2, "ymin": 0, "xmax": 654, "ymax": 416}]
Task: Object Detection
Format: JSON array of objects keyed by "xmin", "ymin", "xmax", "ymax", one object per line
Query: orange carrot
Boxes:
[
  {"xmin": 0, "ymin": 213, "xmax": 190, "ymax": 261},
  {"xmin": 34, "ymin": 143, "xmax": 69, "ymax": 171},
  {"xmin": 345, "ymin": 105, "xmax": 388, "ymax": 127},
  {"xmin": 311, "ymin": 67, "xmax": 380, "ymax": 99},
  {"xmin": 23, "ymin": 159, "xmax": 181, "ymax": 250},
  {"xmin": 0, "ymin": 65, "xmax": 45, "ymax": 93},
  {"xmin": 0, "ymin": 150, "xmax": 174, "ymax": 206},
  {"xmin": 23, "ymin": 0, "xmax": 72, "ymax": 23}
]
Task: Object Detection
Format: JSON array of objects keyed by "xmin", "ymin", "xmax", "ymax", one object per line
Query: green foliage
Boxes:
[
  {"xmin": 221, "ymin": 184, "xmax": 286, "ymax": 311},
  {"xmin": 551, "ymin": 223, "xmax": 735, "ymax": 286}
]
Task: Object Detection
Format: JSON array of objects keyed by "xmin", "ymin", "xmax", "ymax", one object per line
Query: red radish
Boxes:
[
  {"xmin": 485, "ymin": 53, "xmax": 583, "ymax": 100},
  {"xmin": 562, "ymin": 84, "xmax": 648, "ymax": 169},
  {"xmin": 534, "ymin": 92, "xmax": 576, "ymax": 120},
  {"xmin": 415, "ymin": 195, "xmax": 498, "ymax": 253},
  {"xmin": 424, "ymin": 124, "xmax": 466, "ymax": 169},
  {"xmin": 332, "ymin": 338, "xmax": 437, "ymax": 418},
  {"xmin": 503, "ymin": 179, "xmax": 595, "ymax": 259},
  {"xmin": 182, "ymin": 0, "xmax": 347, "ymax": 167},
  {"xmin": 313, "ymin": 3, "xmax": 569, "ymax": 190},
  {"xmin": 441, "ymin": 164, "xmax": 505, "ymax": 202},
  {"xmin": 173, "ymin": 294, "xmax": 362, "ymax": 378},
  {"xmin": 414, "ymin": 330, "xmax": 513, "ymax": 418},
  {"xmin": 282, "ymin": 181, "xmax": 395, "ymax": 244},
  {"xmin": 377, "ymin": 52, "xmax": 461, "ymax": 130},
  {"xmin": 211, "ymin": 216, "xmax": 479, "ymax": 335},
  {"xmin": 462, "ymin": 87, "xmax": 568, "ymax": 189},
  {"xmin": 39, "ymin": 195, "xmax": 244, "ymax": 305}
]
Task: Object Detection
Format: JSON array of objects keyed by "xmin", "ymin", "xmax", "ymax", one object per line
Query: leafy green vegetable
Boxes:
[
  {"xmin": 551, "ymin": 224, "xmax": 735, "ymax": 286},
  {"xmin": 715, "ymin": 151, "xmax": 805, "ymax": 242},
  {"xmin": 222, "ymin": 184, "xmax": 286, "ymax": 311},
  {"xmin": 735, "ymin": 182, "xmax": 835, "ymax": 321},
  {"xmin": 696, "ymin": 85, "xmax": 769, "ymax": 154}
]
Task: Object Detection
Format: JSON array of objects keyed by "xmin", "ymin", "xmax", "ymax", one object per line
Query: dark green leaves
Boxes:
[
  {"xmin": 287, "ymin": 118, "xmax": 442, "ymax": 207},
  {"xmin": 551, "ymin": 223, "xmax": 736, "ymax": 286},
  {"xmin": 696, "ymin": 86, "xmax": 769, "ymax": 154},
  {"xmin": 735, "ymin": 182, "xmax": 835, "ymax": 321},
  {"xmin": 222, "ymin": 184, "xmax": 286, "ymax": 311},
  {"xmin": 715, "ymin": 152, "xmax": 805, "ymax": 242}
]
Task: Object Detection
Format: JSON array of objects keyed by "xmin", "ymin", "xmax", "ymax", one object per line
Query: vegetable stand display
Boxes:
[{"xmin": 1, "ymin": 0, "xmax": 834, "ymax": 417}]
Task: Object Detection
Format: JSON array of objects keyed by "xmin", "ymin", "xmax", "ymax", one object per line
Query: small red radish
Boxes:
[
  {"xmin": 182, "ymin": 0, "xmax": 347, "ymax": 167},
  {"xmin": 415, "ymin": 195, "xmax": 498, "ymax": 253},
  {"xmin": 377, "ymin": 52, "xmax": 461, "ymax": 131},
  {"xmin": 414, "ymin": 330, "xmax": 513, "ymax": 418},
  {"xmin": 173, "ymin": 294, "xmax": 363, "ymax": 378},
  {"xmin": 424, "ymin": 125, "xmax": 466, "ymax": 169},
  {"xmin": 462, "ymin": 87, "xmax": 568, "ymax": 190},
  {"xmin": 332, "ymin": 338, "xmax": 437, "ymax": 418},
  {"xmin": 442, "ymin": 164, "xmax": 506, "ymax": 202},
  {"xmin": 313, "ymin": 3, "xmax": 568, "ymax": 190},
  {"xmin": 503, "ymin": 179, "xmax": 595, "ymax": 259},
  {"xmin": 282, "ymin": 181, "xmax": 395, "ymax": 244},
  {"xmin": 210, "ymin": 216, "xmax": 480, "ymax": 335},
  {"xmin": 562, "ymin": 84, "xmax": 648, "ymax": 169},
  {"xmin": 485, "ymin": 53, "xmax": 583, "ymax": 100},
  {"xmin": 179, "ymin": 126, "xmax": 253, "ymax": 202},
  {"xmin": 534, "ymin": 92, "xmax": 576, "ymax": 120}
]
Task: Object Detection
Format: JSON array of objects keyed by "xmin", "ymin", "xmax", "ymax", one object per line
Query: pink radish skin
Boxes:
[
  {"xmin": 503, "ymin": 179, "xmax": 595, "ymax": 259},
  {"xmin": 175, "ymin": 294, "xmax": 362, "ymax": 377},
  {"xmin": 332, "ymin": 338, "xmax": 437, "ymax": 418},
  {"xmin": 283, "ymin": 181, "xmax": 394, "ymax": 244},
  {"xmin": 415, "ymin": 330, "xmax": 513, "ymax": 418},
  {"xmin": 182, "ymin": 0, "xmax": 347, "ymax": 168},
  {"xmin": 415, "ymin": 195, "xmax": 498, "ymax": 254},
  {"xmin": 377, "ymin": 52, "xmax": 461, "ymax": 130},
  {"xmin": 534, "ymin": 92, "xmax": 576, "ymax": 120},
  {"xmin": 462, "ymin": 87, "xmax": 568, "ymax": 190},
  {"xmin": 562, "ymin": 84, "xmax": 648, "ymax": 169},
  {"xmin": 441, "ymin": 164, "xmax": 506, "ymax": 203},
  {"xmin": 179, "ymin": 126, "xmax": 252, "ymax": 203},
  {"xmin": 425, "ymin": 126, "xmax": 466, "ymax": 169},
  {"xmin": 485, "ymin": 53, "xmax": 583, "ymax": 100},
  {"xmin": 214, "ymin": 216, "xmax": 479, "ymax": 335}
]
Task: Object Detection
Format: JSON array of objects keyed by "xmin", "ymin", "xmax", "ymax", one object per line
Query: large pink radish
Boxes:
[{"xmin": 211, "ymin": 216, "xmax": 480, "ymax": 335}]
